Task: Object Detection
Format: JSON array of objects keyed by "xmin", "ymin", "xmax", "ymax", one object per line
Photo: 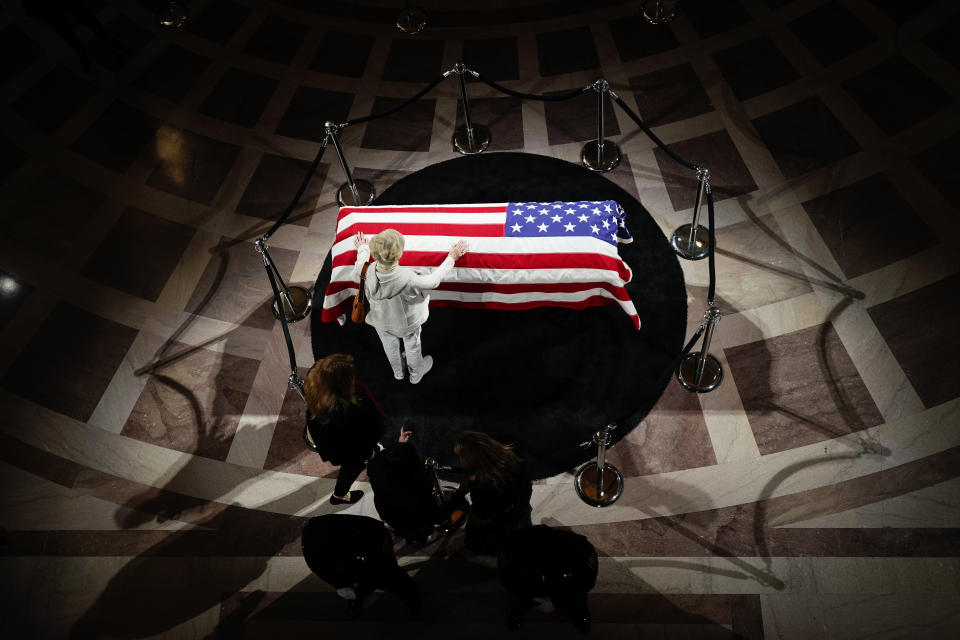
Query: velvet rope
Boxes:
[
  {"xmin": 611, "ymin": 94, "xmax": 697, "ymax": 171},
  {"xmin": 343, "ymin": 74, "xmax": 447, "ymax": 127},
  {"xmin": 674, "ymin": 323, "xmax": 707, "ymax": 376},
  {"xmin": 706, "ymin": 186, "xmax": 717, "ymax": 306},
  {"xmin": 263, "ymin": 136, "xmax": 328, "ymax": 241},
  {"xmin": 474, "ymin": 72, "xmax": 587, "ymax": 102},
  {"xmin": 262, "ymin": 250, "xmax": 300, "ymax": 377}
]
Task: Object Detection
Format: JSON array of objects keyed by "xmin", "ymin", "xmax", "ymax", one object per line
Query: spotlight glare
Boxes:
[{"xmin": 0, "ymin": 275, "xmax": 20, "ymax": 296}]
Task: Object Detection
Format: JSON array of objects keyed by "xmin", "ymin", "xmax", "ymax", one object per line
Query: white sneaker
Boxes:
[{"xmin": 409, "ymin": 356, "xmax": 433, "ymax": 384}]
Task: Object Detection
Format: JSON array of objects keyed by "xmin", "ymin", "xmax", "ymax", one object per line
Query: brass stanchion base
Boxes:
[
  {"xmin": 670, "ymin": 223, "xmax": 710, "ymax": 260},
  {"xmin": 580, "ymin": 140, "xmax": 621, "ymax": 173},
  {"xmin": 676, "ymin": 351, "xmax": 723, "ymax": 393},
  {"xmin": 272, "ymin": 285, "xmax": 312, "ymax": 323},
  {"xmin": 452, "ymin": 124, "xmax": 491, "ymax": 155},
  {"xmin": 396, "ymin": 7, "xmax": 428, "ymax": 34},
  {"xmin": 574, "ymin": 462, "xmax": 624, "ymax": 507},
  {"xmin": 336, "ymin": 179, "xmax": 375, "ymax": 207}
]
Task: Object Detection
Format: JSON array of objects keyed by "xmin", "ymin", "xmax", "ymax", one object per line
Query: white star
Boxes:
[
  {"xmin": 578, "ymin": 214, "xmax": 589, "ymax": 222},
  {"xmin": 551, "ymin": 214, "xmax": 562, "ymax": 222},
  {"xmin": 578, "ymin": 203, "xmax": 588, "ymax": 208},
  {"xmin": 511, "ymin": 223, "xmax": 523, "ymax": 233},
  {"xmin": 539, "ymin": 209, "xmax": 549, "ymax": 216},
  {"xmin": 590, "ymin": 224, "xmax": 600, "ymax": 234},
  {"xmin": 564, "ymin": 222, "xmax": 575, "ymax": 232},
  {"xmin": 553, "ymin": 203, "xmax": 561, "ymax": 208},
  {"xmin": 565, "ymin": 208, "xmax": 575, "ymax": 214},
  {"xmin": 526, "ymin": 204, "xmax": 536, "ymax": 209},
  {"xmin": 592, "ymin": 207, "xmax": 601, "ymax": 215},
  {"xmin": 602, "ymin": 219, "xmax": 610, "ymax": 229},
  {"xmin": 604, "ymin": 204, "xmax": 612, "ymax": 212},
  {"xmin": 537, "ymin": 223, "xmax": 549, "ymax": 232},
  {"xmin": 512, "ymin": 210, "xmax": 522, "ymax": 216},
  {"xmin": 610, "ymin": 231, "xmax": 618, "ymax": 241},
  {"xmin": 525, "ymin": 215, "xmax": 535, "ymax": 223}
]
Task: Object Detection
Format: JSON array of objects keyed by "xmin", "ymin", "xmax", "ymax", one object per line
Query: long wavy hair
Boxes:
[
  {"xmin": 454, "ymin": 431, "xmax": 522, "ymax": 488},
  {"xmin": 303, "ymin": 354, "xmax": 357, "ymax": 417}
]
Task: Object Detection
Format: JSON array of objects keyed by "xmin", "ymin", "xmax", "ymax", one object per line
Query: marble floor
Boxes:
[{"xmin": 1, "ymin": 0, "xmax": 958, "ymax": 637}]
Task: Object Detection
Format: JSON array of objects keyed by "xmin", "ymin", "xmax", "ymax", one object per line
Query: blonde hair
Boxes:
[
  {"xmin": 369, "ymin": 229, "xmax": 404, "ymax": 266},
  {"xmin": 454, "ymin": 431, "xmax": 522, "ymax": 487},
  {"xmin": 304, "ymin": 354, "xmax": 357, "ymax": 416}
]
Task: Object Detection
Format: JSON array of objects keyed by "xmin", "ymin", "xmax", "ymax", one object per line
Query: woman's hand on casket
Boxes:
[
  {"xmin": 353, "ymin": 232, "xmax": 369, "ymax": 249},
  {"xmin": 448, "ymin": 240, "xmax": 469, "ymax": 261}
]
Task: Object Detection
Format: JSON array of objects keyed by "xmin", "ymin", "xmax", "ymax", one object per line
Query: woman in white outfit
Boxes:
[{"xmin": 352, "ymin": 229, "xmax": 468, "ymax": 384}]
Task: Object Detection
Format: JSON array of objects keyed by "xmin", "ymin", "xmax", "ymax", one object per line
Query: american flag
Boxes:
[{"xmin": 320, "ymin": 201, "xmax": 640, "ymax": 329}]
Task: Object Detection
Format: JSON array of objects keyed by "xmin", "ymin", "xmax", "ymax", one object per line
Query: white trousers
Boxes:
[{"xmin": 375, "ymin": 326, "xmax": 424, "ymax": 378}]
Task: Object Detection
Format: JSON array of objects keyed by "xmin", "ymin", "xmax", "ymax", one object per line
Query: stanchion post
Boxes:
[
  {"xmin": 254, "ymin": 238, "xmax": 312, "ymax": 322},
  {"xmin": 677, "ymin": 305, "xmax": 723, "ymax": 392},
  {"xmin": 581, "ymin": 79, "xmax": 621, "ymax": 173},
  {"xmin": 643, "ymin": 0, "xmax": 678, "ymax": 24},
  {"xmin": 671, "ymin": 167, "xmax": 711, "ymax": 260},
  {"xmin": 326, "ymin": 122, "xmax": 375, "ymax": 207},
  {"xmin": 424, "ymin": 458, "xmax": 445, "ymax": 507},
  {"xmin": 448, "ymin": 63, "xmax": 490, "ymax": 155},
  {"xmin": 289, "ymin": 372, "xmax": 305, "ymax": 402},
  {"xmin": 574, "ymin": 424, "xmax": 624, "ymax": 507},
  {"xmin": 424, "ymin": 457, "xmax": 466, "ymax": 534},
  {"xmin": 396, "ymin": 1, "xmax": 427, "ymax": 34}
]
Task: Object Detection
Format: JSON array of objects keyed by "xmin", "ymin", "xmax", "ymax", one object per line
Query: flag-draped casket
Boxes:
[{"xmin": 321, "ymin": 201, "xmax": 640, "ymax": 329}]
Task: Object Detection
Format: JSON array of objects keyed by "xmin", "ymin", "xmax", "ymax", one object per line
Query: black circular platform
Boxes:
[{"xmin": 311, "ymin": 152, "xmax": 687, "ymax": 479}]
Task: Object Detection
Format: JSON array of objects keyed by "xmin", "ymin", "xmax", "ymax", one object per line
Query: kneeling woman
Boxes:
[
  {"xmin": 454, "ymin": 431, "xmax": 533, "ymax": 554},
  {"xmin": 304, "ymin": 354, "xmax": 384, "ymax": 505}
]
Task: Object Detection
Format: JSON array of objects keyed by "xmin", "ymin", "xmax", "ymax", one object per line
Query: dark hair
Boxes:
[
  {"xmin": 303, "ymin": 354, "xmax": 357, "ymax": 417},
  {"xmin": 454, "ymin": 431, "xmax": 521, "ymax": 487}
]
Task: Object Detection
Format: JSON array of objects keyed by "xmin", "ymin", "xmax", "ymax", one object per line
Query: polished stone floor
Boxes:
[{"xmin": 1, "ymin": 0, "xmax": 958, "ymax": 637}]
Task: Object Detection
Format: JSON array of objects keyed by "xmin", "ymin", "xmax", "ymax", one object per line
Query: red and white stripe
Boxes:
[{"xmin": 321, "ymin": 203, "xmax": 640, "ymax": 329}]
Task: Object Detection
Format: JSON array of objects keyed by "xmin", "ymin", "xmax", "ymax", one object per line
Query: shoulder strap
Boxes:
[{"xmin": 358, "ymin": 262, "xmax": 370, "ymax": 299}]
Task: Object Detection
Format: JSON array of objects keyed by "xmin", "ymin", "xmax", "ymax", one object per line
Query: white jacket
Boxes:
[{"xmin": 352, "ymin": 245, "xmax": 456, "ymax": 334}]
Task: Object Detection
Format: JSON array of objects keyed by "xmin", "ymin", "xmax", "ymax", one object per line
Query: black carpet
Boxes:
[{"xmin": 311, "ymin": 152, "xmax": 687, "ymax": 479}]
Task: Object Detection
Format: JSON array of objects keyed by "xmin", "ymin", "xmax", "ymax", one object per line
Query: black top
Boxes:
[
  {"xmin": 498, "ymin": 524, "xmax": 598, "ymax": 597},
  {"xmin": 367, "ymin": 442, "xmax": 437, "ymax": 536},
  {"xmin": 301, "ymin": 514, "xmax": 394, "ymax": 588},
  {"xmin": 306, "ymin": 389, "xmax": 384, "ymax": 467},
  {"xmin": 469, "ymin": 462, "xmax": 532, "ymax": 522}
]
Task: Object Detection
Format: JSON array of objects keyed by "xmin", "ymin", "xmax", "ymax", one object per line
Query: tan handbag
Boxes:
[{"xmin": 351, "ymin": 262, "xmax": 370, "ymax": 323}]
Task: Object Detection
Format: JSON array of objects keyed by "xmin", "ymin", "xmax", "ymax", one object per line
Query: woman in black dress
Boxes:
[
  {"xmin": 304, "ymin": 354, "xmax": 384, "ymax": 505},
  {"xmin": 453, "ymin": 431, "xmax": 533, "ymax": 554}
]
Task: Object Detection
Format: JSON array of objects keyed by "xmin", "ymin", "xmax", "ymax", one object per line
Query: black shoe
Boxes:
[{"xmin": 330, "ymin": 490, "xmax": 364, "ymax": 505}]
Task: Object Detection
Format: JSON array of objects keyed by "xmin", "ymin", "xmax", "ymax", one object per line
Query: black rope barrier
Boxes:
[
  {"xmin": 675, "ymin": 323, "xmax": 707, "ymax": 371},
  {"xmin": 260, "ymin": 244, "xmax": 302, "ymax": 393},
  {"xmin": 250, "ymin": 61, "xmax": 725, "ymax": 399},
  {"xmin": 706, "ymin": 186, "xmax": 717, "ymax": 306},
  {"xmin": 474, "ymin": 71, "xmax": 588, "ymax": 102},
  {"xmin": 263, "ymin": 137, "xmax": 329, "ymax": 241},
  {"xmin": 343, "ymin": 74, "xmax": 447, "ymax": 127},
  {"xmin": 611, "ymin": 94, "xmax": 697, "ymax": 171}
]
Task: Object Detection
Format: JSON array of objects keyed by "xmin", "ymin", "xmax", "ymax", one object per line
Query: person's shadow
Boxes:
[
  {"xmin": 70, "ymin": 469, "xmax": 338, "ymax": 639},
  {"xmin": 69, "ymin": 241, "xmax": 338, "ymax": 638}
]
